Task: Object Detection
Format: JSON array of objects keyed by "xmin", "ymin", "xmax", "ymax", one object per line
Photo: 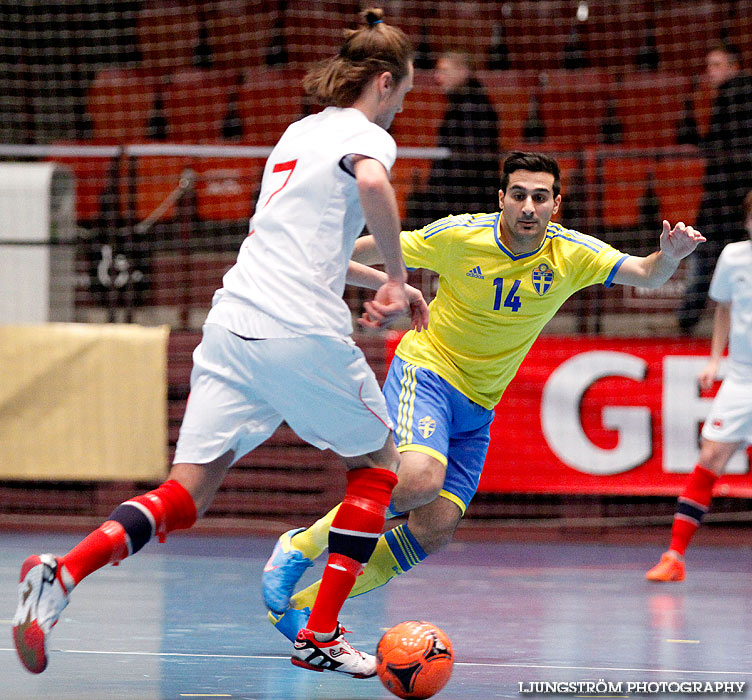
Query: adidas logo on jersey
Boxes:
[{"xmin": 466, "ymin": 266, "xmax": 484, "ymax": 279}]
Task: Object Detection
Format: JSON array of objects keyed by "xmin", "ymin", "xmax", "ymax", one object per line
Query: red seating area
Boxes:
[
  {"xmin": 612, "ymin": 72, "xmax": 694, "ymax": 148},
  {"xmin": 86, "ymin": 0, "xmax": 741, "ymax": 148},
  {"xmin": 87, "ymin": 68, "xmax": 159, "ymax": 144},
  {"xmin": 599, "ymin": 155, "xmax": 705, "ymax": 228},
  {"xmin": 84, "ymin": 65, "xmax": 720, "ymax": 151},
  {"xmin": 163, "ymin": 68, "xmax": 237, "ymax": 143},
  {"xmin": 129, "ymin": 1, "xmax": 741, "ymax": 79},
  {"xmin": 66, "ymin": 1, "xmax": 734, "ymax": 228}
]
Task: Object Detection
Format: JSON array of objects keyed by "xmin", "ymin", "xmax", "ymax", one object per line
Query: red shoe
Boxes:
[{"xmin": 646, "ymin": 551, "xmax": 685, "ymax": 582}]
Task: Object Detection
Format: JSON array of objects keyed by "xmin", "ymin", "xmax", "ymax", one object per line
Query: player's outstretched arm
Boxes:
[
  {"xmin": 347, "ymin": 261, "xmax": 428, "ymax": 331},
  {"xmin": 612, "ymin": 220, "xmax": 706, "ymax": 289},
  {"xmin": 352, "ymin": 234, "xmax": 382, "ymax": 265}
]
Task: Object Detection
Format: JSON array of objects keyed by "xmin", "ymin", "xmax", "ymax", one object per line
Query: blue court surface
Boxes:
[{"xmin": 2, "ymin": 531, "xmax": 751, "ymax": 700}]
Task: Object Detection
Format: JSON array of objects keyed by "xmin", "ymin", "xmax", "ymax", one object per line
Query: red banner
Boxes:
[{"xmin": 385, "ymin": 334, "xmax": 752, "ymax": 497}]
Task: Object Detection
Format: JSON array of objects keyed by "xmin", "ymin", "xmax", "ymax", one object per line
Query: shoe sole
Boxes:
[
  {"xmin": 646, "ymin": 574, "xmax": 684, "ymax": 582},
  {"xmin": 13, "ymin": 555, "xmax": 48, "ymax": 674},
  {"xmin": 290, "ymin": 656, "xmax": 375, "ymax": 678}
]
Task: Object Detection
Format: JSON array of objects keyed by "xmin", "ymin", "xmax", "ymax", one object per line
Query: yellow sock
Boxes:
[
  {"xmin": 290, "ymin": 525, "xmax": 424, "ymax": 610},
  {"xmin": 289, "ymin": 504, "xmax": 340, "ymax": 561}
]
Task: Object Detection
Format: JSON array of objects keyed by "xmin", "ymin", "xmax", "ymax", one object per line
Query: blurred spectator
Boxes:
[
  {"xmin": 406, "ymin": 52, "xmax": 500, "ymax": 228},
  {"xmin": 677, "ymin": 44, "xmax": 752, "ymax": 334}
]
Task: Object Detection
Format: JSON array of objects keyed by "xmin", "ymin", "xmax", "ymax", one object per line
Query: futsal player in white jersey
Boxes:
[
  {"xmin": 13, "ymin": 8, "xmax": 424, "ymax": 679},
  {"xmin": 647, "ymin": 189, "xmax": 752, "ymax": 582}
]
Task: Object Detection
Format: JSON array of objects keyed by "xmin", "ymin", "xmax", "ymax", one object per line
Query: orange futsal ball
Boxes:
[{"xmin": 376, "ymin": 620, "xmax": 454, "ymax": 699}]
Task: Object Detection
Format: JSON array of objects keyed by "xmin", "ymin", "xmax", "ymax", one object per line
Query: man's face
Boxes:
[
  {"xmin": 499, "ymin": 170, "xmax": 561, "ymax": 252},
  {"xmin": 706, "ymin": 50, "xmax": 738, "ymax": 88},
  {"xmin": 375, "ymin": 62, "xmax": 414, "ymax": 130},
  {"xmin": 434, "ymin": 57, "xmax": 470, "ymax": 93}
]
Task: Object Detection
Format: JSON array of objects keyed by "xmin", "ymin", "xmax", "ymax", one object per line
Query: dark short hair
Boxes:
[{"xmin": 500, "ymin": 151, "xmax": 561, "ymax": 197}]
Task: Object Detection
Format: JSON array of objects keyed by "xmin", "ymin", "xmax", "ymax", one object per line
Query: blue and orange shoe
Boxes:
[
  {"xmin": 262, "ymin": 528, "xmax": 313, "ymax": 614},
  {"xmin": 269, "ymin": 606, "xmax": 311, "ymax": 643}
]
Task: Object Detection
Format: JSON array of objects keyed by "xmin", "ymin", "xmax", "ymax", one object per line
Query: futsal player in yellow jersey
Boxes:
[{"xmin": 263, "ymin": 152, "xmax": 706, "ymax": 639}]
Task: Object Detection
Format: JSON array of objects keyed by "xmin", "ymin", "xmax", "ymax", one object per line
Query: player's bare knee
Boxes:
[
  {"xmin": 169, "ymin": 452, "xmax": 233, "ymax": 517},
  {"xmin": 698, "ymin": 439, "xmax": 739, "ymax": 474},
  {"xmin": 392, "ymin": 465, "xmax": 443, "ymax": 512}
]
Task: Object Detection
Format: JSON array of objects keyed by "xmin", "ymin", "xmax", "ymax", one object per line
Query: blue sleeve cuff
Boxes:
[{"xmin": 603, "ymin": 254, "xmax": 630, "ymax": 287}]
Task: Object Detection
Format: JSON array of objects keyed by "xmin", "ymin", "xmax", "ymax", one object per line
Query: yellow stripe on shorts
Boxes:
[{"xmin": 396, "ymin": 361, "xmax": 417, "ymax": 446}]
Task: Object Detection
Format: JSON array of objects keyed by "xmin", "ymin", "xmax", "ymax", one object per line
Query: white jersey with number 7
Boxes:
[{"xmin": 206, "ymin": 106, "xmax": 396, "ymax": 339}]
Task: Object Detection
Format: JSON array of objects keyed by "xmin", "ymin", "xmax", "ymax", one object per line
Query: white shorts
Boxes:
[
  {"xmin": 173, "ymin": 323, "xmax": 392, "ymax": 465},
  {"xmin": 701, "ymin": 374, "xmax": 752, "ymax": 445}
]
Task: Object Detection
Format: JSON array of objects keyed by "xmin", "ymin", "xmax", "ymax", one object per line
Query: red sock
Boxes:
[
  {"xmin": 60, "ymin": 480, "xmax": 197, "ymax": 586},
  {"xmin": 669, "ymin": 464, "xmax": 718, "ymax": 556},
  {"xmin": 307, "ymin": 467, "xmax": 397, "ymax": 634}
]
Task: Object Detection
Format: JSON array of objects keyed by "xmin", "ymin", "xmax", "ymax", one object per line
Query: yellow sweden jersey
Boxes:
[{"xmin": 396, "ymin": 214, "xmax": 629, "ymax": 409}]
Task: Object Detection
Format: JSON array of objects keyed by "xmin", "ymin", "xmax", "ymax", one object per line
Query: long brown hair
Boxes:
[{"xmin": 303, "ymin": 8, "xmax": 413, "ymax": 108}]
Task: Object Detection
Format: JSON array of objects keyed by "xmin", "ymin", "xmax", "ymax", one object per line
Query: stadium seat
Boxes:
[
  {"xmin": 127, "ymin": 155, "xmax": 192, "ymax": 224},
  {"xmin": 162, "ymin": 68, "xmax": 235, "ymax": 142},
  {"xmin": 551, "ymin": 154, "xmax": 581, "ymax": 223},
  {"xmin": 87, "ymin": 68, "xmax": 159, "ymax": 144},
  {"xmin": 389, "ymin": 70, "xmax": 445, "ymax": 149},
  {"xmin": 611, "ymin": 71, "xmax": 693, "ymax": 148},
  {"xmin": 654, "ymin": 156, "xmax": 705, "ymax": 225},
  {"xmin": 600, "ymin": 156, "xmax": 654, "ymax": 228},
  {"xmin": 136, "ymin": 1, "xmax": 200, "ymax": 73},
  {"xmin": 237, "ymin": 67, "xmax": 306, "ymax": 146},
  {"xmin": 190, "ymin": 157, "xmax": 262, "ymax": 221},
  {"xmin": 483, "ymin": 82, "xmax": 533, "ymax": 151},
  {"xmin": 48, "ymin": 144, "xmax": 120, "ymax": 223},
  {"xmin": 389, "ymin": 158, "xmax": 433, "ymax": 220},
  {"xmin": 205, "ymin": 0, "xmax": 277, "ymax": 68},
  {"xmin": 282, "ymin": 1, "xmax": 352, "ymax": 66},
  {"xmin": 537, "ymin": 69, "xmax": 611, "ymax": 148}
]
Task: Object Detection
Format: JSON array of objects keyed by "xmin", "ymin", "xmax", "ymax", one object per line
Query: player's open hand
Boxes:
[
  {"xmin": 359, "ymin": 279, "xmax": 409, "ymax": 329},
  {"xmin": 660, "ymin": 220, "xmax": 706, "ymax": 260}
]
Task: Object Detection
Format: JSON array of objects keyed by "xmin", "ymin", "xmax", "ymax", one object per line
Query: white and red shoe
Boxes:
[
  {"xmin": 291, "ymin": 623, "xmax": 376, "ymax": 678},
  {"xmin": 13, "ymin": 554, "xmax": 72, "ymax": 673}
]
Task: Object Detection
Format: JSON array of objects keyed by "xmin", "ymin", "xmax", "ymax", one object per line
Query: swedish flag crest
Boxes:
[
  {"xmin": 532, "ymin": 263, "xmax": 554, "ymax": 296},
  {"xmin": 418, "ymin": 416, "xmax": 436, "ymax": 439}
]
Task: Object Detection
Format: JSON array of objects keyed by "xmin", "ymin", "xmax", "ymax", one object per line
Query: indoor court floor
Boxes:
[{"xmin": 2, "ymin": 531, "xmax": 751, "ymax": 700}]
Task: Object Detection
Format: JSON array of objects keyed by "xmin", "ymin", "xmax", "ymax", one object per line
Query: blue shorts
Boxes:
[{"xmin": 383, "ymin": 355, "xmax": 495, "ymax": 514}]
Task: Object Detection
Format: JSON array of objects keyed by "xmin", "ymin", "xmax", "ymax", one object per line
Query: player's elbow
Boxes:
[{"xmin": 357, "ymin": 172, "xmax": 390, "ymax": 199}]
